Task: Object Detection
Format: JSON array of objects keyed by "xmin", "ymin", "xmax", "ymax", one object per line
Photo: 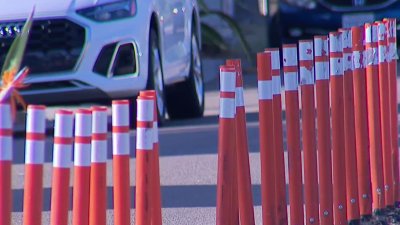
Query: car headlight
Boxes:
[
  {"xmin": 283, "ymin": 0, "xmax": 317, "ymax": 9},
  {"xmin": 77, "ymin": 0, "xmax": 136, "ymax": 22}
]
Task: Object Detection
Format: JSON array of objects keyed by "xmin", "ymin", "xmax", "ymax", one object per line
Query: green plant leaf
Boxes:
[
  {"xmin": 200, "ymin": 10, "xmax": 253, "ymax": 62},
  {"xmin": 197, "ymin": 0, "xmax": 210, "ymax": 13},
  {"xmin": 201, "ymin": 23, "xmax": 228, "ymax": 51},
  {"xmin": 1, "ymin": 9, "xmax": 34, "ymax": 76}
]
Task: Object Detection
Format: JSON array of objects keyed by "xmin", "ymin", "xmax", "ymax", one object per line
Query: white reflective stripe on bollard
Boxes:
[
  {"xmin": 315, "ymin": 62, "xmax": 330, "ymax": 80},
  {"xmin": 220, "ymin": 98, "xmax": 235, "ymax": 119},
  {"xmin": 236, "ymin": 87, "xmax": 245, "ymax": 107},
  {"xmin": 272, "ymin": 76, "xmax": 281, "ymax": 95},
  {"xmin": 91, "ymin": 140, "xmax": 108, "ymax": 162},
  {"xmin": 0, "ymin": 136, "xmax": 12, "ymax": 161},
  {"xmin": 26, "ymin": 107, "xmax": 46, "ymax": 134},
  {"xmin": 136, "ymin": 128, "xmax": 153, "ymax": 150},
  {"xmin": 137, "ymin": 99, "xmax": 154, "ymax": 122},
  {"xmin": 112, "ymin": 101, "xmax": 130, "ymax": 127},
  {"xmin": 74, "ymin": 144, "xmax": 91, "ymax": 167},
  {"xmin": 220, "ymin": 71, "xmax": 236, "ymax": 92},
  {"xmin": 25, "ymin": 141, "xmax": 45, "ymax": 164},
  {"xmin": 353, "ymin": 51, "xmax": 365, "ymax": 69},
  {"xmin": 258, "ymin": 80, "xmax": 273, "ymax": 100},
  {"xmin": 53, "ymin": 144, "xmax": 73, "ymax": 168},
  {"xmin": 112, "ymin": 133, "xmax": 130, "ymax": 155},
  {"xmin": 284, "ymin": 73, "xmax": 299, "ymax": 91},
  {"xmin": 283, "ymin": 47, "xmax": 298, "ymax": 67}
]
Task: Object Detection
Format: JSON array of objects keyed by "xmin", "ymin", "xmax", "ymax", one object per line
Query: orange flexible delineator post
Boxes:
[
  {"xmin": 135, "ymin": 94, "xmax": 154, "ymax": 225},
  {"xmin": 339, "ymin": 28, "xmax": 361, "ymax": 224},
  {"xmin": 377, "ymin": 21, "xmax": 395, "ymax": 208},
  {"xmin": 0, "ymin": 103, "xmax": 12, "ymax": 225},
  {"xmin": 112, "ymin": 100, "xmax": 132, "ymax": 225},
  {"xmin": 72, "ymin": 109, "xmax": 92, "ymax": 225},
  {"xmin": 227, "ymin": 59, "xmax": 255, "ymax": 225},
  {"xmin": 365, "ymin": 23, "xmax": 385, "ymax": 213},
  {"xmin": 266, "ymin": 48, "xmax": 288, "ymax": 225},
  {"xmin": 140, "ymin": 90, "xmax": 163, "ymax": 225},
  {"xmin": 228, "ymin": 63, "xmax": 239, "ymax": 225},
  {"xmin": 23, "ymin": 105, "xmax": 46, "ymax": 225},
  {"xmin": 257, "ymin": 52, "xmax": 276, "ymax": 225},
  {"xmin": 89, "ymin": 107, "xmax": 108, "ymax": 225},
  {"xmin": 216, "ymin": 65, "xmax": 237, "ymax": 225},
  {"xmin": 299, "ymin": 40, "xmax": 319, "ymax": 225},
  {"xmin": 50, "ymin": 110, "xmax": 74, "ymax": 225},
  {"xmin": 314, "ymin": 35, "xmax": 334, "ymax": 225},
  {"xmin": 329, "ymin": 32, "xmax": 348, "ymax": 224},
  {"xmin": 282, "ymin": 44, "xmax": 304, "ymax": 225},
  {"xmin": 351, "ymin": 26, "xmax": 373, "ymax": 219},
  {"xmin": 384, "ymin": 18, "xmax": 400, "ymax": 206}
]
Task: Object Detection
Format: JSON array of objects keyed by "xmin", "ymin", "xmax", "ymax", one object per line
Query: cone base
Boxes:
[
  {"xmin": 361, "ymin": 214, "xmax": 372, "ymax": 222},
  {"xmin": 348, "ymin": 219, "xmax": 361, "ymax": 225}
]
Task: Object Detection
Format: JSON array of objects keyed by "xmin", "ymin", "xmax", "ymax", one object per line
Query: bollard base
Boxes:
[
  {"xmin": 384, "ymin": 206, "xmax": 400, "ymax": 224},
  {"xmin": 395, "ymin": 202, "xmax": 400, "ymax": 209},
  {"xmin": 372, "ymin": 209, "xmax": 389, "ymax": 225},
  {"xmin": 349, "ymin": 219, "xmax": 361, "ymax": 225},
  {"xmin": 361, "ymin": 215, "xmax": 373, "ymax": 222}
]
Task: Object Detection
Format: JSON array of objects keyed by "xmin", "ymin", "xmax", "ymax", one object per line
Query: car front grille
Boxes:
[
  {"xmin": 319, "ymin": 0, "xmax": 397, "ymax": 11},
  {"xmin": 0, "ymin": 18, "xmax": 85, "ymax": 74}
]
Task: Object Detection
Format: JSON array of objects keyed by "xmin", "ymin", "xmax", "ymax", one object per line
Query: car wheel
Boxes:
[
  {"xmin": 147, "ymin": 28, "xmax": 167, "ymax": 124},
  {"xmin": 166, "ymin": 29, "xmax": 205, "ymax": 119}
]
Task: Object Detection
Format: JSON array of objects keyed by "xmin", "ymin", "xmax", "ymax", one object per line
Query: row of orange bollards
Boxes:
[
  {"xmin": 0, "ymin": 90, "xmax": 162, "ymax": 225},
  {"xmin": 216, "ymin": 18, "xmax": 400, "ymax": 225}
]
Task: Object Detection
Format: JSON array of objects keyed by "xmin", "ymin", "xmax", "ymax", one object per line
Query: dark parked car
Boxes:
[{"xmin": 265, "ymin": 0, "xmax": 400, "ymax": 47}]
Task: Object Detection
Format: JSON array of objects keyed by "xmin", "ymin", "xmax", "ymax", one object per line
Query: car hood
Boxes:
[{"xmin": 0, "ymin": 0, "xmax": 122, "ymax": 20}]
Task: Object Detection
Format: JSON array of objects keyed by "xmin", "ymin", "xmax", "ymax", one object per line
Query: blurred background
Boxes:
[{"xmin": 201, "ymin": 0, "xmax": 400, "ymax": 69}]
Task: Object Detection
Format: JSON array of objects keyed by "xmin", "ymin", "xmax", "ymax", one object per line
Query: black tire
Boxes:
[
  {"xmin": 146, "ymin": 28, "xmax": 167, "ymax": 124},
  {"xmin": 166, "ymin": 29, "xmax": 205, "ymax": 119}
]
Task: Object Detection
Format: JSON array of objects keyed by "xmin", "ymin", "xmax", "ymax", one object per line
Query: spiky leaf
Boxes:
[{"xmin": 0, "ymin": 9, "xmax": 34, "ymax": 76}]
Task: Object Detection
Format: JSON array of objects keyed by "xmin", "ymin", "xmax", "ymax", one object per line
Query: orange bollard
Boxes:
[
  {"xmin": 314, "ymin": 35, "xmax": 334, "ymax": 225},
  {"xmin": 384, "ymin": 18, "xmax": 400, "ymax": 206},
  {"xmin": 216, "ymin": 65, "xmax": 237, "ymax": 225},
  {"xmin": 351, "ymin": 26, "xmax": 373, "ymax": 219},
  {"xmin": 329, "ymin": 32, "xmax": 348, "ymax": 224},
  {"xmin": 89, "ymin": 107, "xmax": 108, "ymax": 225},
  {"xmin": 365, "ymin": 23, "xmax": 385, "ymax": 214},
  {"xmin": 282, "ymin": 44, "xmax": 304, "ymax": 225},
  {"xmin": 0, "ymin": 103, "xmax": 12, "ymax": 225},
  {"xmin": 377, "ymin": 21, "xmax": 395, "ymax": 208},
  {"xmin": 257, "ymin": 52, "xmax": 276, "ymax": 225},
  {"xmin": 112, "ymin": 100, "xmax": 131, "ymax": 225},
  {"xmin": 72, "ymin": 109, "xmax": 92, "ymax": 225},
  {"xmin": 139, "ymin": 90, "xmax": 163, "ymax": 225},
  {"xmin": 226, "ymin": 59, "xmax": 255, "ymax": 225},
  {"xmin": 135, "ymin": 94, "xmax": 155, "ymax": 225},
  {"xmin": 339, "ymin": 28, "xmax": 361, "ymax": 224},
  {"xmin": 50, "ymin": 110, "xmax": 74, "ymax": 225},
  {"xmin": 299, "ymin": 40, "xmax": 319, "ymax": 225},
  {"xmin": 266, "ymin": 48, "xmax": 288, "ymax": 225},
  {"xmin": 224, "ymin": 63, "xmax": 239, "ymax": 225},
  {"xmin": 23, "ymin": 105, "xmax": 46, "ymax": 225}
]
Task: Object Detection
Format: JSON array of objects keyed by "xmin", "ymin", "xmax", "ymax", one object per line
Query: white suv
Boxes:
[{"xmin": 0, "ymin": 0, "xmax": 205, "ymax": 121}]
